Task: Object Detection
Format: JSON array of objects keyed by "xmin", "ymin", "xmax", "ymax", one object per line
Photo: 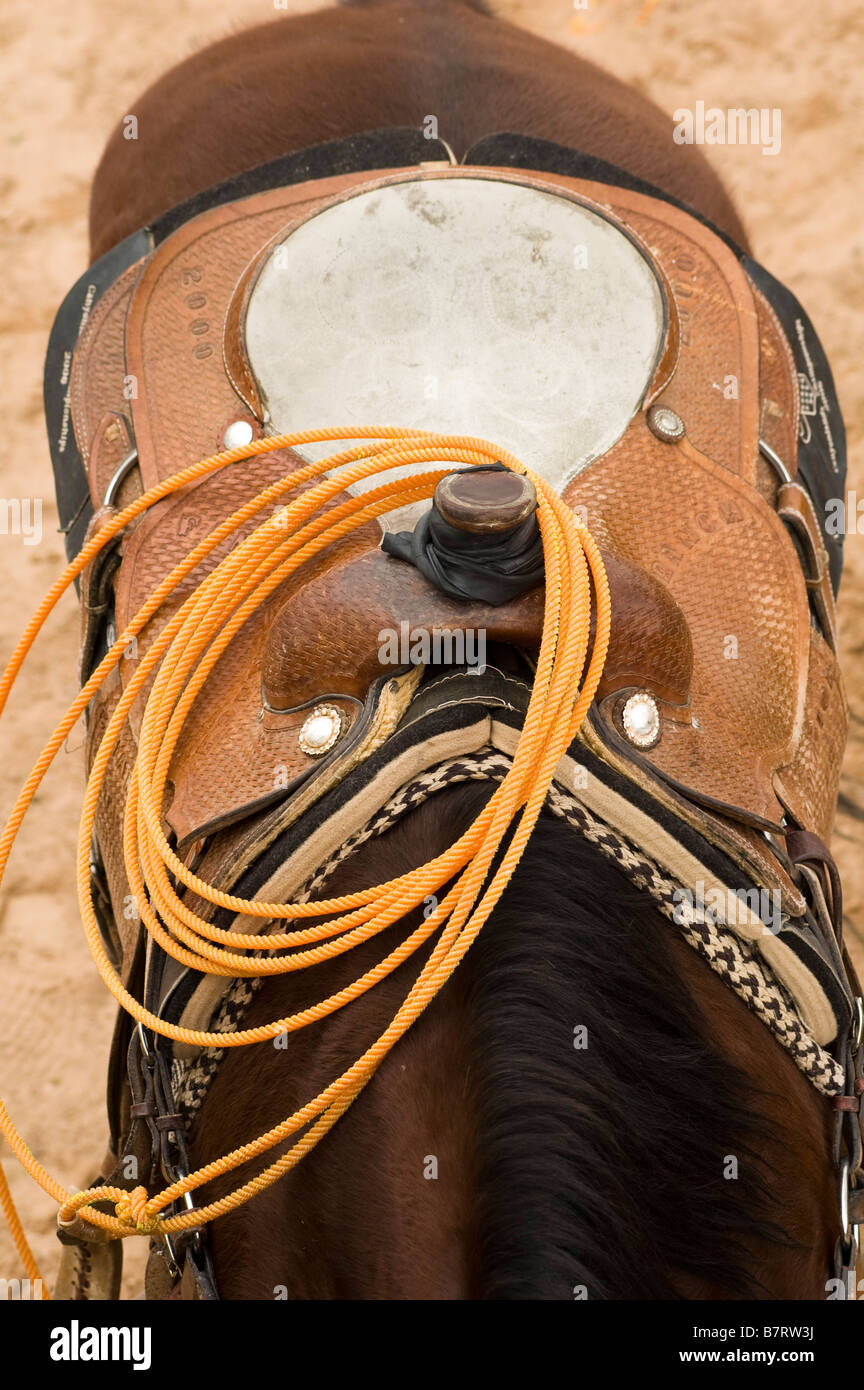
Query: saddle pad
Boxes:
[{"xmin": 164, "ymin": 685, "xmax": 848, "ymax": 1089}]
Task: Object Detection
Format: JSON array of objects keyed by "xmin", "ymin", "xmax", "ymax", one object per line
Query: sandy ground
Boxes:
[{"xmin": 0, "ymin": 0, "xmax": 861, "ymax": 1296}]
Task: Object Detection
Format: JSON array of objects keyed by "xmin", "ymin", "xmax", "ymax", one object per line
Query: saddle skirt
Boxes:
[{"xmin": 45, "ymin": 130, "xmax": 852, "ymax": 1084}]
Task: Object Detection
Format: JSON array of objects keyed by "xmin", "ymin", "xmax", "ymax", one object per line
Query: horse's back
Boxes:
[{"xmin": 89, "ymin": 0, "xmax": 748, "ymax": 259}]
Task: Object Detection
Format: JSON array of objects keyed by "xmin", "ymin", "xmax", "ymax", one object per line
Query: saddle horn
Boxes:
[{"xmin": 381, "ymin": 463, "xmax": 544, "ymax": 605}]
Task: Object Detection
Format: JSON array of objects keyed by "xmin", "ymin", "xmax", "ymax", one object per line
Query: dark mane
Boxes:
[
  {"xmin": 198, "ymin": 777, "xmax": 806, "ymax": 1300},
  {"xmin": 452, "ymin": 786, "xmax": 791, "ymax": 1299}
]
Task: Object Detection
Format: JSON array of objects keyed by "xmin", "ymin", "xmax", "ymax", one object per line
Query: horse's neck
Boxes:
[
  {"xmin": 190, "ymin": 783, "xmax": 486, "ymax": 1300},
  {"xmin": 188, "ymin": 784, "xmax": 835, "ymax": 1300}
]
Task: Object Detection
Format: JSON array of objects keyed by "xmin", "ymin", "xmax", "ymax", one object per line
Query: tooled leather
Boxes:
[
  {"xmin": 260, "ymin": 545, "xmax": 691, "ymax": 712},
  {"xmin": 111, "ymin": 446, "xmax": 328, "ymax": 736},
  {"xmin": 751, "ymin": 283, "xmax": 800, "ymax": 479},
  {"xmin": 153, "ymin": 519, "xmax": 381, "ymax": 844},
  {"xmin": 640, "ymin": 251, "xmax": 680, "ymax": 405},
  {"xmin": 774, "ymin": 628, "xmax": 848, "ymax": 841},
  {"xmin": 565, "ymin": 422, "xmax": 811, "ymax": 827},
  {"xmin": 87, "ymin": 412, "xmax": 137, "ymax": 510},
  {"xmin": 166, "ymin": 694, "xmax": 364, "ymax": 846},
  {"xmin": 166, "ymin": 551, "xmax": 541, "ymax": 842},
  {"xmin": 776, "ymin": 480, "xmax": 839, "ymax": 652},
  {"xmin": 223, "ymin": 243, "xmax": 273, "ymax": 419},
  {"xmin": 70, "ymin": 258, "xmax": 145, "ymax": 488},
  {"xmin": 592, "ymin": 552, "xmax": 691, "ymax": 706},
  {"xmin": 123, "ymin": 171, "xmax": 423, "ymax": 492},
  {"xmin": 639, "ymin": 220, "xmax": 759, "ymax": 484},
  {"xmin": 129, "ymin": 524, "xmax": 694, "ymax": 842},
  {"xmin": 112, "ymin": 164, "xmax": 688, "ymax": 840},
  {"xmin": 536, "ymin": 174, "xmax": 761, "ymax": 485}
]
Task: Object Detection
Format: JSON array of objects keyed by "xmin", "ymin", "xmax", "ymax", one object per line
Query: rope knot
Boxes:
[{"xmin": 115, "ymin": 1185, "xmax": 158, "ymax": 1233}]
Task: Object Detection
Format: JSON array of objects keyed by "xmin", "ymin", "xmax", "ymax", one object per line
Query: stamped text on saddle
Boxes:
[{"xmin": 36, "ymin": 130, "xmax": 863, "ymax": 1299}]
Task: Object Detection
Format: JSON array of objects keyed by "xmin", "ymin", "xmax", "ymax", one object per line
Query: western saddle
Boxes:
[{"xmin": 44, "ymin": 128, "xmax": 861, "ymax": 1295}]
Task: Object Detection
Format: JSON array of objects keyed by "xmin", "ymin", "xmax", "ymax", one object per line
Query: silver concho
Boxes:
[
  {"xmin": 223, "ymin": 419, "xmax": 255, "ymax": 450},
  {"xmin": 646, "ymin": 404, "xmax": 685, "ymax": 442},
  {"xmin": 298, "ymin": 705, "xmax": 345, "ymax": 757},
  {"xmin": 620, "ymin": 692, "xmax": 661, "ymax": 749}
]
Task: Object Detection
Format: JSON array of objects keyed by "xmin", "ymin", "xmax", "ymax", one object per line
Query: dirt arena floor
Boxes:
[{"xmin": 0, "ymin": 0, "xmax": 861, "ymax": 1296}]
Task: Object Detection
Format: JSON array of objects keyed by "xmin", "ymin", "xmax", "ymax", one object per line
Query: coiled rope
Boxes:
[{"xmin": 0, "ymin": 427, "xmax": 610, "ymax": 1294}]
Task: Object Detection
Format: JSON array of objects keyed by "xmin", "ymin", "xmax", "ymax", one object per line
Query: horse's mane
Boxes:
[
  {"xmin": 445, "ymin": 782, "xmax": 791, "ymax": 1299},
  {"xmin": 194, "ymin": 778, "xmax": 804, "ymax": 1298}
]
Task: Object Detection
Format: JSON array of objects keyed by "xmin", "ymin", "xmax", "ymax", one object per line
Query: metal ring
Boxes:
[
  {"xmin": 758, "ymin": 438, "xmax": 792, "ymax": 486},
  {"xmin": 840, "ymin": 1157, "xmax": 851, "ymax": 1239},
  {"xmin": 136, "ymin": 1020, "xmax": 152, "ymax": 1061},
  {"xmin": 103, "ymin": 448, "xmax": 139, "ymax": 507},
  {"xmin": 161, "ymin": 1232, "xmax": 182, "ymax": 1278},
  {"xmin": 853, "ymin": 996, "xmax": 863, "ymax": 1051}
]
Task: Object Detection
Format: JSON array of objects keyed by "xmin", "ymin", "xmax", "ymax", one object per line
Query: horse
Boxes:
[{"xmin": 55, "ymin": 0, "xmax": 855, "ymax": 1300}]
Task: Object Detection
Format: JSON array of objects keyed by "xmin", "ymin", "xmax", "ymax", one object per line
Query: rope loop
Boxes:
[{"xmin": 0, "ymin": 427, "xmax": 610, "ymax": 1284}]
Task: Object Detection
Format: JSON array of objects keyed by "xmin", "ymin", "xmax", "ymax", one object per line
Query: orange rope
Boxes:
[{"xmin": 0, "ymin": 427, "xmax": 610, "ymax": 1288}]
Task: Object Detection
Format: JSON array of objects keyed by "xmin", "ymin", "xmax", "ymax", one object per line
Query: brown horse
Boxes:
[{"xmin": 86, "ymin": 0, "xmax": 843, "ymax": 1299}]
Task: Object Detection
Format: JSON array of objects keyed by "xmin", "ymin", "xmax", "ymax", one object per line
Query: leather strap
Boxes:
[
  {"xmin": 787, "ymin": 828, "xmax": 844, "ymax": 946},
  {"xmin": 777, "ymin": 481, "xmax": 839, "ymax": 651}
]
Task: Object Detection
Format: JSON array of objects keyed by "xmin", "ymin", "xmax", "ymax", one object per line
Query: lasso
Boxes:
[{"xmin": 0, "ymin": 427, "xmax": 610, "ymax": 1294}]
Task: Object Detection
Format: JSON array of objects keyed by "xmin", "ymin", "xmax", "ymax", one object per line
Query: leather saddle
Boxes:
[{"xmin": 47, "ymin": 129, "xmax": 850, "ymax": 1045}]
